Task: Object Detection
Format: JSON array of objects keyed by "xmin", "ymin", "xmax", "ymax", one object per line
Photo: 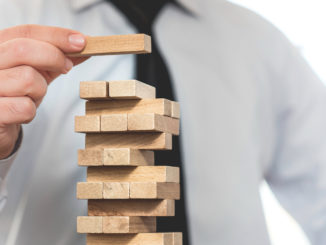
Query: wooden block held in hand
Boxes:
[
  {"xmin": 77, "ymin": 216, "xmax": 103, "ymax": 233},
  {"xmin": 130, "ymin": 182, "xmax": 180, "ymax": 200},
  {"xmin": 128, "ymin": 113, "xmax": 179, "ymax": 135},
  {"xmin": 87, "ymin": 166, "xmax": 180, "ymax": 183},
  {"xmin": 68, "ymin": 34, "xmax": 151, "ymax": 57},
  {"xmin": 86, "ymin": 99, "xmax": 172, "ymax": 117},
  {"xmin": 171, "ymin": 102, "xmax": 180, "ymax": 119},
  {"xmin": 85, "ymin": 133, "xmax": 172, "ymax": 150},
  {"xmin": 87, "ymin": 233, "xmax": 182, "ymax": 245},
  {"xmin": 109, "ymin": 80, "xmax": 155, "ymax": 99},
  {"xmin": 102, "ymin": 217, "xmax": 156, "ymax": 233},
  {"xmin": 101, "ymin": 114, "xmax": 127, "ymax": 132},
  {"xmin": 103, "ymin": 182, "xmax": 130, "ymax": 199},
  {"xmin": 80, "ymin": 81, "xmax": 109, "ymax": 100},
  {"xmin": 88, "ymin": 199, "xmax": 175, "ymax": 216},
  {"xmin": 103, "ymin": 148, "xmax": 154, "ymax": 166},
  {"xmin": 75, "ymin": 116, "xmax": 100, "ymax": 133},
  {"xmin": 78, "ymin": 149, "xmax": 104, "ymax": 166},
  {"xmin": 77, "ymin": 182, "xmax": 103, "ymax": 199}
]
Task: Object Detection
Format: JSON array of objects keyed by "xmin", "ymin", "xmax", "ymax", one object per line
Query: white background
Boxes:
[{"xmin": 229, "ymin": 1, "xmax": 326, "ymax": 245}]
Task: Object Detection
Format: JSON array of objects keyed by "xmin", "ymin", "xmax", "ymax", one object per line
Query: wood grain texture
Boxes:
[
  {"xmin": 109, "ymin": 80, "xmax": 155, "ymax": 99},
  {"xmin": 78, "ymin": 149, "xmax": 154, "ymax": 166},
  {"xmin": 87, "ymin": 233, "xmax": 182, "ymax": 245},
  {"xmin": 103, "ymin": 182, "xmax": 130, "ymax": 199},
  {"xmin": 68, "ymin": 34, "xmax": 151, "ymax": 57},
  {"xmin": 87, "ymin": 166, "xmax": 180, "ymax": 183},
  {"xmin": 85, "ymin": 133, "xmax": 172, "ymax": 150},
  {"xmin": 103, "ymin": 148, "xmax": 154, "ymax": 166},
  {"xmin": 80, "ymin": 81, "xmax": 109, "ymax": 100},
  {"xmin": 76, "ymin": 181, "xmax": 179, "ymax": 200},
  {"xmin": 130, "ymin": 182, "xmax": 180, "ymax": 200},
  {"xmin": 75, "ymin": 116, "xmax": 100, "ymax": 133},
  {"xmin": 78, "ymin": 149, "xmax": 104, "ymax": 166},
  {"xmin": 171, "ymin": 102, "xmax": 180, "ymax": 119},
  {"xmin": 101, "ymin": 114, "xmax": 128, "ymax": 132},
  {"xmin": 128, "ymin": 113, "xmax": 179, "ymax": 135},
  {"xmin": 77, "ymin": 182, "xmax": 103, "ymax": 199},
  {"xmin": 78, "ymin": 216, "xmax": 156, "ymax": 234},
  {"xmin": 77, "ymin": 216, "xmax": 103, "ymax": 234},
  {"xmin": 172, "ymin": 233, "xmax": 183, "ymax": 245},
  {"xmin": 86, "ymin": 99, "xmax": 172, "ymax": 117},
  {"xmin": 88, "ymin": 199, "xmax": 175, "ymax": 216},
  {"xmin": 102, "ymin": 217, "xmax": 156, "ymax": 233}
]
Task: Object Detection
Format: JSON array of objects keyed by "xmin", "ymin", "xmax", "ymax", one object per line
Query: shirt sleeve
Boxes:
[
  {"xmin": 0, "ymin": 129, "xmax": 23, "ymax": 212},
  {"xmin": 265, "ymin": 39, "xmax": 326, "ymax": 245},
  {"xmin": 0, "ymin": 152, "xmax": 18, "ymax": 211}
]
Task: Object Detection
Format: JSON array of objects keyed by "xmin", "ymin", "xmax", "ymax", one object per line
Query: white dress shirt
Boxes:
[{"xmin": 0, "ymin": 0, "xmax": 326, "ymax": 244}]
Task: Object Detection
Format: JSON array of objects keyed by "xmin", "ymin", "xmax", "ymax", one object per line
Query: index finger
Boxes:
[{"xmin": 0, "ymin": 24, "xmax": 86, "ymax": 53}]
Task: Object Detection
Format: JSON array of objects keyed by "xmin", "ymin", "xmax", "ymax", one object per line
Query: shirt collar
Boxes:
[{"xmin": 69, "ymin": 0, "xmax": 200, "ymax": 15}]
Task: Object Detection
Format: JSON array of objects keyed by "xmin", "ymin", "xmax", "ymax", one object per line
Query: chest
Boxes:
[{"xmin": 37, "ymin": 1, "xmax": 276, "ymax": 176}]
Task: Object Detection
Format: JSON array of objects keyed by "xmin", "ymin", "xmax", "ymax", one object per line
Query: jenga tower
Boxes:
[{"xmin": 72, "ymin": 34, "xmax": 182, "ymax": 245}]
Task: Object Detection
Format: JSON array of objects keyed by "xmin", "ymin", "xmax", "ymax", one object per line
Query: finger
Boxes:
[
  {"xmin": 0, "ymin": 124, "xmax": 20, "ymax": 159},
  {"xmin": 0, "ymin": 66, "xmax": 48, "ymax": 103},
  {"xmin": 0, "ymin": 24, "xmax": 86, "ymax": 52},
  {"xmin": 0, "ymin": 38, "xmax": 73, "ymax": 73},
  {"xmin": 0, "ymin": 97, "xmax": 36, "ymax": 126},
  {"xmin": 35, "ymin": 57, "xmax": 91, "ymax": 85}
]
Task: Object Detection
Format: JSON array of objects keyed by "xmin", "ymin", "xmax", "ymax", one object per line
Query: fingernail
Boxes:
[
  {"xmin": 68, "ymin": 34, "xmax": 85, "ymax": 48},
  {"xmin": 65, "ymin": 58, "xmax": 73, "ymax": 73}
]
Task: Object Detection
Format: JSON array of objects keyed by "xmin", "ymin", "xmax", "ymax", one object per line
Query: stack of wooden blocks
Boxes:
[{"xmin": 72, "ymin": 34, "xmax": 182, "ymax": 245}]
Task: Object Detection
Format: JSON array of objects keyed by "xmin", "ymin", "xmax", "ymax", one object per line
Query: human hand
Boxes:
[{"xmin": 0, "ymin": 25, "xmax": 87, "ymax": 159}]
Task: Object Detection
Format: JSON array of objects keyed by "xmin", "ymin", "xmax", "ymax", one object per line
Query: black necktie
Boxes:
[{"xmin": 106, "ymin": 0, "xmax": 190, "ymax": 244}]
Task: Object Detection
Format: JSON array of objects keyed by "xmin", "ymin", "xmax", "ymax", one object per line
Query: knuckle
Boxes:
[
  {"xmin": 0, "ymin": 97, "xmax": 36, "ymax": 125},
  {"xmin": 21, "ymin": 66, "xmax": 47, "ymax": 97},
  {"xmin": 20, "ymin": 98, "xmax": 36, "ymax": 122},
  {"xmin": 52, "ymin": 48, "xmax": 64, "ymax": 66},
  {"xmin": 5, "ymin": 100, "xmax": 20, "ymax": 116},
  {"xmin": 38, "ymin": 80, "xmax": 48, "ymax": 97},
  {"xmin": 20, "ymin": 66, "xmax": 37, "ymax": 89}
]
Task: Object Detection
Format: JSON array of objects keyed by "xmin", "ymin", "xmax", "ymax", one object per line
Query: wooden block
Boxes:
[
  {"xmin": 103, "ymin": 148, "xmax": 154, "ymax": 166},
  {"xmin": 80, "ymin": 81, "xmax": 109, "ymax": 100},
  {"xmin": 103, "ymin": 182, "xmax": 130, "ymax": 199},
  {"xmin": 102, "ymin": 217, "xmax": 156, "ymax": 233},
  {"xmin": 78, "ymin": 149, "xmax": 154, "ymax": 166},
  {"xmin": 75, "ymin": 116, "xmax": 100, "ymax": 133},
  {"xmin": 130, "ymin": 182, "xmax": 180, "ymax": 200},
  {"xmin": 173, "ymin": 233, "xmax": 183, "ymax": 245},
  {"xmin": 128, "ymin": 113, "xmax": 179, "ymax": 135},
  {"xmin": 86, "ymin": 99, "xmax": 172, "ymax": 117},
  {"xmin": 68, "ymin": 34, "xmax": 151, "ymax": 57},
  {"xmin": 77, "ymin": 181, "xmax": 180, "ymax": 200},
  {"xmin": 78, "ymin": 216, "xmax": 156, "ymax": 234},
  {"xmin": 85, "ymin": 133, "xmax": 172, "ymax": 150},
  {"xmin": 78, "ymin": 149, "xmax": 104, "ymax": 166},
  {"xmin": 77, "ymin": 182, "xmax": 103, "ymax": 199},
  {"xmin": 109, "ymin": 80, "xmax": 155, "ymax": 99},
  {"xmin": 171, "ymin": 102, "xmax": 180, "ymax": 119},
  {"xmin": 87, "ymin": 233, "xmax": 182, "ymax": 245},
  {"xmin": 77, "ymin": 216, "xmax": 103, "ymax": 234},
  {"xmin": 101, "ymin": 114, "xmax": 127, "ymax": 132},
  {"xmin": 87, "ymin": 166, "xmax": 180, "ymax": 183},
  {"xmin": 88, "ymin": 199, "xmax": 175, "ymax": 216}
]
